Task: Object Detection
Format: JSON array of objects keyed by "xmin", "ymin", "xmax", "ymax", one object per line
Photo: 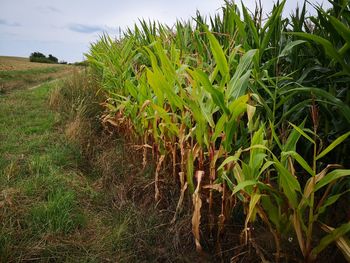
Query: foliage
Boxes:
[
  {"xmin": 86, "ymin": 1, "xmax": 350, "ymax": 262},
  {"xmin": 29, "ymin": 52, "xmax": 59, "ymax": 64},
  {"xmin": 73, "ymin": 60, "xmax": 89, "ymax": 67}
]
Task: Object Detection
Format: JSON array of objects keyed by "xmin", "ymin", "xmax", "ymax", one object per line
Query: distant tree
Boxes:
[
  {"xmin": 30, "ymin": 52, "xmax": 46, "ymax": 59},
  {"xmin": 29, "ymin": 52, "xmax": 59, "ymax": 64},
  {"xmin": 48, "ymin": 54, "xmax": 58, "ymax": 63},
  {"xmin": 73, "ymin": 60, "xmax": 88, "ymax": 67}
]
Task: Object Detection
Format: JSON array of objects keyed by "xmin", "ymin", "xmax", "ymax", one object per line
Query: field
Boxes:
[
  {"xmin": 0, "ymin": 56, "xmax": 76, "ymax": 93},
  {"xmin": 1, "ymin": 1, "xmax": 350, "ymax": 262},
  {"xmin": 0, "ymin": 56, "xmax": 62, "ymax": 71},
  {"xmin": 86, "ymin": 1, "xmax": 350, "ymax": 262}
]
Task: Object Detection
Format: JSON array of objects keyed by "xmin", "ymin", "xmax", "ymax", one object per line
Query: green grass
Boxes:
[
  {"xmin": 0, "ymin": 83, "xmax": 88, "ymax": 261},
  {"xmin": 29, "ymin": 188, "xmax": 86, "ymax": 234},
  {"xmin": 0, "ymin": 67, "xmax": 59, "ymax": 80},
  {"xmin": 0, "ymin": 68, "xmax": 60, "ymax": 92},
  {"xmin": 0, "ymin": 77, "xmax": 194, "ymax": 262},
  {"xmin": 0, "ymin": 58, "xmax": 75, "ymax": 93}
]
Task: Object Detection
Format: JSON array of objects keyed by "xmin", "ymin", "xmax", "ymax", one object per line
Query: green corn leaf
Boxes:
[
  {"xmin": 257, "ymin": 161, "xmax": 274, "ymax": 178},
  {"xmin": 289, "ymin": 122, "xmax": 315, "ymax": 144},
  {"xmin": 316, "ymin": 131, "xmax": 350, "ymax": 160},
  {"xmin": 121, "ymin": 37, "xmax": 135, "ymax": 62},
  {"xmin": 205, "ymin": 27, "xmax": 229, "ymax": 80},
  {"xmin": 282, "ymin": 87, "xmax": 350, "ymax": 123},
  {"xmin": 231, "ymin": 70, "xmax": 251, "ymax": 100},
  {"xmin": 212, "ymin": 113, "xmax": 226, "ymax": 142},
  {"xmin": 221, "ymin": 171, "xmax": 235, "ymax": 191},
  {"xmin": 151, "ymin": 104, "xmax": 179, "ymax": 134},
  {"xmin": 282, "ymin": 151, "xmax": 314, "ymax": 176},
  {"xmin": 279, "ymin": 40, "xmax": 306, "ymax": 57},
  {"xmin": 287, "ymin": 32, "xmax": 340, "ymax": 60},
  {"xmin": 232, "ymin": 180, "xmax": 258, "ymax": 195},
  {"xmin": 311, "ymin": 223, "xmax": 350, "ymax": 259},
  {"xmin": 242, "ymin": 162, "xmax": 253, "ymax": 181},
  {"xmin": 231, "ymin": 8, "xmax": 247, "ymax": 44},
  {"xmin": 227, "ymin": 50, "xmax": 256, "ymax": 100},
  {"xmin": 125, "ymin": 80, "xmax": 138, "ymax": 99},
  {"xmin": 209, "ymin": 64, "xmax": 220, "ymax": 83},
  {"xmin": 283, "ymin": 121, "xmax": 304, "ymax": 152},
  {"xmin": 261, "ymin": 196, "xmax": 280, "ymax": 229},
  {"xmin": 241, "ymin": 2, "xmax": 259, "ymax": 47},
  {"xmin": 339, "ymin": 42, "xmax": 350, "ymax": 57},
  {"xmin": 224, "ymin": 116, "xmax": 238, "ymax": 152},
  {"xmin": 288, "ymin": 32, "xmax": 349, "ymax": 73},
  {"xmin": 319, "ymin": 223, "xmax": 350, "ymax": 262},
  {"xmin": 249, "ymin": 127, "xmax": 267, "ymax": 175},
  {"xmin": 327, "ymin": 15, "xmax": 350, "ymax": 46},
  {"xmin": 273, "ymin": 158, "xmax": 301, "ymax": 208},
  {"xmin": 244, "ymin": 144, "xmax": 271, "ymax": 153},
  {"xmin": 144, "ymin": 46, "xmax": 159, "ymax": 71},
  {"xmin": 228, "ymin": 94, "xmax": 249, "ymax": 116},
  {"xmin": 146, "ymin": 69, "xmax": 164, "ymax": 106},
  {"xmin": 153, "ymin": 40, "xmax": 176, "ymax": 78},
  {"xmin": 269, "ymin": 121, "xmax": 282, "ymax": 150},
  {"xmin": 199, "ymin": 101, "xmax": 215, "ymax": 128},
  {"xmin": 260, "ymin": 0, "xmax": 285, "ymax": 54},
  {"xmin": 189, "ymin": 69, "xmax": 230, "ymax": 115},
  {"xmin": 315, "ymin": 169, "xmax": 350, "ymax": 192},
  {"xmin": 194, "ymin": 127, "xmax": 205, "ymax": 149},
  {"xmin": 218, "ymin": 149, "xmax": 242, "ymax": 171},
  {"xmin": 246, "ymin": 193, "xmax": 261, "ymax": 223},
  {"xmin": 317, "ymin": 192, "xmax": 346, "ymax": 216},
  {"xmin": 149, "ymin": 67, "xmax": 183, "ymax": 110},
  {"xmin": 185, "ymin": 99, "xmax": 204, "ymax": 124}
]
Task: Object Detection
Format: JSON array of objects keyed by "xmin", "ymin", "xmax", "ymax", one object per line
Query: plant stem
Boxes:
[{"xmin": 306, "ymin": 127, "xmax": 317, "ymax": 260}]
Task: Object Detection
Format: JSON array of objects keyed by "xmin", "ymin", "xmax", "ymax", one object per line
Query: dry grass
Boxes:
[
  {"xmin": 0, "ymin": 56, "xmax": 66, "ymax": 71},
  {"xmin": 0, "ymin": 56, "xmax": 79, "ymax": 93}
]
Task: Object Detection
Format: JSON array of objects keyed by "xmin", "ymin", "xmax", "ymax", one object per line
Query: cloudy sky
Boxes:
[{"xmin": 0, "ymin": 0, "xmax": 330, "ymax": 62}]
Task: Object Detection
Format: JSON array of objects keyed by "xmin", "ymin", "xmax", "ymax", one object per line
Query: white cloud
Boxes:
[{"xmin": 0, "ymin": 0, "xmax": 332, "ymax": 62}]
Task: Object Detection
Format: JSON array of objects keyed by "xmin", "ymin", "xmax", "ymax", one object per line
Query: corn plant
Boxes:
[{"xmin": 85, "ymin": 1, "xmax": 350, "ymax": 261}]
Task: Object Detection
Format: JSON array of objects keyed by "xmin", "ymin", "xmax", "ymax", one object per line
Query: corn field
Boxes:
[{"xmin": 86, "ymin": 1, "xmax": 350, "ymax": 262}]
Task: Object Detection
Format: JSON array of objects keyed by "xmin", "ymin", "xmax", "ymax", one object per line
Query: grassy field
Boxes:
[
  {"xmin": 0, "ymin": 56, "xmax": 64, "ymax": 71},
  {"xmin": 0, "ymin": 56, "xmax": 77, "ymax": 93},
  {"xmin": 0, "ymin": 61, "xmax": 198, "ymax": 262}
]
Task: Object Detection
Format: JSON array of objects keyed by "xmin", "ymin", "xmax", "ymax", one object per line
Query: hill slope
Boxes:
[{"xmin": 0, "ymin": 56, "xmax": 76, "ymax": 93}]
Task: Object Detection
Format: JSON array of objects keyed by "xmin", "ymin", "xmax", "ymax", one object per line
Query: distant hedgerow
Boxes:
[{"xmin": 29, "ymin": 52, "xmax": 59, "ymax": 64}]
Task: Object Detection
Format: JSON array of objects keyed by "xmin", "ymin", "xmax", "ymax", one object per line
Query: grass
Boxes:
[
  {"xmin": 0, "ymin": 67, "xmax": 60, "ymax": 83},
  {"xmin": 0, "ymin": 56, "xmax": 62, "ymax": 71},
  {"xmin": 0, "ymin": 56, "xmax": 77, "ymax": 93},
  {"xmin": 0, "ymin": 72, "xmax": 200, "ymax": 262},
  {"xmin": 0, "ymin": 83, "xmax": 87, "ymax": 261},
  {"xmin": 29, "ymin": 188, "xmax": 86, "ymax": 234}
]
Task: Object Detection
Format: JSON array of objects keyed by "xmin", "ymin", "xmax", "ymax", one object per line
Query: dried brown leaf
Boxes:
[
  {"xmin": 192, "ymin": 170, "xmax": 204, "ymax": 252},
  {"xmin": 155, "ymin": 155, "xmax": 165, "ymax": 202}
]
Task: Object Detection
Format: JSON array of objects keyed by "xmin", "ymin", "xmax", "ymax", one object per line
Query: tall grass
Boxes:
[{"xmin": 86, "ymin": 1, "xmax": 350, "ymax": 261}]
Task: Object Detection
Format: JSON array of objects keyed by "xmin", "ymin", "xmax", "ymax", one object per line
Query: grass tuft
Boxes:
[{"xmin": 29, "ymin": 188, "xmax": 86, "ymax": 234}]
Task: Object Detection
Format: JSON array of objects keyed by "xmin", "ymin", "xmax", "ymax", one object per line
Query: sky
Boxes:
[{"xmin": 0, "ymin": 0, "xmax": 331, "ymax": 63}]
